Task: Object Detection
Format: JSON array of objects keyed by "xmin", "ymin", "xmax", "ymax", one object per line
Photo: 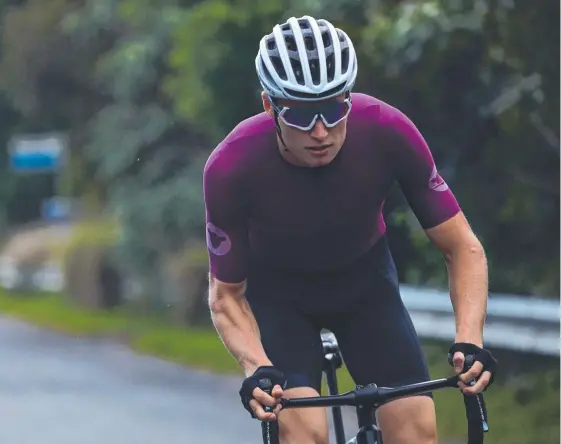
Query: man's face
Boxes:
[{"xmin": 262, "ymin": 92, "xmax": 350, "ymax": 168}]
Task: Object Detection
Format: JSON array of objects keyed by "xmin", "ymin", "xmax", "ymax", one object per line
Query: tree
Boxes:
[{"xmin": 358, "ymin": 0, "xmax": 559, "ymax": 295}]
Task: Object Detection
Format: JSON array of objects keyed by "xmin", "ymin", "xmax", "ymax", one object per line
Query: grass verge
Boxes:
[{"xmin": 0, "ymin": 290, "xmax": 558, "ymax": 444}]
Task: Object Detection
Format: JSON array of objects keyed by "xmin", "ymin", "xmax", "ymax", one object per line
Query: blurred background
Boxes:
[{"xmin": 0, "ymin": 0, "xmax": 558, "ymax": 443}]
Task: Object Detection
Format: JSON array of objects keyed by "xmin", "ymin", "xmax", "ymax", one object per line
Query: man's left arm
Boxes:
[
  {"xmin": 387, "ymin": 105, "xmax": 495, "ymax": 393},
  {"xmin": 425, "ymin": 213, "xmax": 488, "ymax": 349},
  {"xmin": 425, "ymin": 214, "xmax": 492, "ymax": 393}
]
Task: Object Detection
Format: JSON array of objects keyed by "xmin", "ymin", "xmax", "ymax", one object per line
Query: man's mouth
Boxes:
[{"xmin": 306, "ymin": 144, "xmax": 331, "ymax": 152}]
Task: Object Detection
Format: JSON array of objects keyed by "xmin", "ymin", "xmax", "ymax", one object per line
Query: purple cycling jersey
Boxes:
[{"xmin": 203, "ymin": 93, "xmax": 461, "ymax": 283}]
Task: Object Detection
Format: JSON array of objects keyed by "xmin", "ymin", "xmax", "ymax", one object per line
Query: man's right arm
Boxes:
[
  {"xmin": 208, "ymin": 276, "xmax": 272, "ymax": 376},
  {"xmin": 203, "ymin": 152, "xmax": 272, "ymax": 377}
]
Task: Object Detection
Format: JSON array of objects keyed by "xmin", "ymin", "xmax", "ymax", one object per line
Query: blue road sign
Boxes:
[{"xmin": 8, "ymin": 134, "xmax": 66, "ymax": 173}]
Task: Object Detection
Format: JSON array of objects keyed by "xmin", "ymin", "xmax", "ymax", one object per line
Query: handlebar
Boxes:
[
  {"xmin": 275, "ymin": 374, "xmax": 489, "ymax": 444},
  {"xmin": 280, "ymin": 375, "xmax": 459, "ymax": 409}
]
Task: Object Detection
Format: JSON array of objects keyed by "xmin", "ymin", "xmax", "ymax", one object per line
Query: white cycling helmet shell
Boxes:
[{"xmin": 255, "ymin": 16, "xmax": 358, "ymax": 102}]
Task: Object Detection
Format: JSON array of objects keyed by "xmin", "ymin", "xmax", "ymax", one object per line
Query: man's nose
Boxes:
[{"xmin": 309, "ymin": 118, "xmax": 329, "ymax": 140}]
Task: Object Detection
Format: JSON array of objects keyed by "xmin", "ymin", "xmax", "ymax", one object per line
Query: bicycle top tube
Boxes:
[{"xmin": 280, "ymin": 375, "xmax": 459, "ymax": 409}]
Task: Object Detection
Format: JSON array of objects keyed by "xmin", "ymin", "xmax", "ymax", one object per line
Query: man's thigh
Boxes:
[
  {"xmin": 277, "ymin": 387, "xmax": 329, "ymax": 444},
  {"xmin": 328, "ymin": 263, "xmax": 437, "ymax": 442},
  {"xmin": 246, "ymin": 296, "xmax": 329, "ymax": 443},
  {"xmin": 248, "ymin": 296, "xmax": 326, "ymax": 391},
  {"xmin": 329, "ymin": 244, "xmax": 431, "ymax": 388},
  {"xmin": 376, "ymin": 396, "xmax": 438, "ymax": 444}
]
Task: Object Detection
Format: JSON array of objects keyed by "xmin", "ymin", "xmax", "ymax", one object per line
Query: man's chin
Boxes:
[{"xmin": 305, "ymin": 153, "xmax": 336, "ymax": 167}]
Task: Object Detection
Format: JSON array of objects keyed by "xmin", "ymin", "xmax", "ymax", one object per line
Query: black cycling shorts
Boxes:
[{"xmin": 244, "ymin": 235, "xmax": 431, "ymax": 395}]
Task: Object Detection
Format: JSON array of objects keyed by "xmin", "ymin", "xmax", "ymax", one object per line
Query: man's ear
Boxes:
[{"xmin": 261, "ymin": 91, "xmax": 275, "ymax": 118}]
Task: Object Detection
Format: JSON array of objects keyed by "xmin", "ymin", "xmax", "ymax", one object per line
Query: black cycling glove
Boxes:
[
  {"xmin": 239, "ymin": 366, "xmax": 287, "ymax": 418},
  {"xmin": 448, "ymin": 343, "xmax": 497, "ymax": 443},
  {"xmin": 447, "ymin": 342, "xmax": 498, "ymax": 388}
]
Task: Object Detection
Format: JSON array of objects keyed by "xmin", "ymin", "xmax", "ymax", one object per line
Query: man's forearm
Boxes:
[
  {"xmin": 209, "ymin": 283, "xmax": 272, "ymax": 376},
  {"xmin": 446, "ymin": 244, "xmax": 488, "ymax": 346}
]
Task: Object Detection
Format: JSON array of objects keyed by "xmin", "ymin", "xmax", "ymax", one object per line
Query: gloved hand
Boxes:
[
  {"xmin": 239, "ymin": 366, "xmax": 286, "ymax": 421},
  {"xmin": 448, "ymin": 342, "xmax": 498, "ymax": 395}
]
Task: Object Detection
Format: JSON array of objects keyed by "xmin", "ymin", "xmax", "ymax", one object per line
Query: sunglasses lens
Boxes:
[
  {"xmin": 319, "ymin": 101, "xmax": 350, "ymax": 125},
  {"xmin": 282, "ymin": 107, "xmax": 319, "ymax": 129}
]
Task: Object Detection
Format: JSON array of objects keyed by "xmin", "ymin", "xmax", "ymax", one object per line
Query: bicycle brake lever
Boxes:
[
  {"xmin": 278, "ymin": 398, "xmax": 290, "ymax": 408},
  {"xmin": 258, "ymin": 379, "xmax": 276, "ymax": 413}
]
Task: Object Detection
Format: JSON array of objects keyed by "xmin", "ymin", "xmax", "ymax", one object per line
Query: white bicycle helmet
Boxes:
[{"xmin": 255, "ymin": 16, "xmax": 358, "ymax": 101}]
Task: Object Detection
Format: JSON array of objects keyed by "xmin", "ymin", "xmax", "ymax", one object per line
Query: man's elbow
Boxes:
[
  {"xmin": 425, "ymin": 212, "xmax": 486, "ymax": 265},
  {"xmin": 208, "ymin": 276, "xmax": 226, "ymax": 314},
  {"xmin": 207, "ymin": 274, "xmax": 246, "ymax": 314},
  {"xmin": 208, "ymin": 291, "xmax": 224, "ymax": 315},
  {"xmin": 444, "ymin": 237, "xmax": 486, "ymax": 265}
]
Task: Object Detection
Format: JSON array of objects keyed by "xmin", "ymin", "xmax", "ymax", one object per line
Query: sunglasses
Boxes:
[{"xmin": 270, "ymin": 97, "xmax": 352, "ymax": 132}]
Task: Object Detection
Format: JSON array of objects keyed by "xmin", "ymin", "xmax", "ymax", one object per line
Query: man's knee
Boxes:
[
  {"xmin": 277, "ymin": 387, "xmax": 329, "ymax": 444},
  {"xmin": 377, "ymin": 395, "xmax": 437, "ymax": 444}
]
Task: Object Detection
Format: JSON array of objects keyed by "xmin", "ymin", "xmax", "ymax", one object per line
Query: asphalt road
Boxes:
[{"xmin": 0, "ymin": 316, "xmax": 360, "ymax": 444}]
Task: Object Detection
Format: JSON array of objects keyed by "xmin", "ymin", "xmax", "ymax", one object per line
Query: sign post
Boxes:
[{"xmin": 3, "ymin": 132, "xmax": 71, "ymax": 292}]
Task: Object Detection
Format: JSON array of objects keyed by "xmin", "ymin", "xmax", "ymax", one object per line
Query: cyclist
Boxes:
[{"xmin": 203, "ymin": 16, "xmax": 497, "ymax": 444}]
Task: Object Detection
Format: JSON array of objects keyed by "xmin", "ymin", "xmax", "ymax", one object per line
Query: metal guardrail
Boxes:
[
  {"xmin": 401, "ymin": 284, "xmax": 560, "ymax": 357},
  {"xmin": 0, "ymin": 259, "xmax": 558, "ymax": 356}
]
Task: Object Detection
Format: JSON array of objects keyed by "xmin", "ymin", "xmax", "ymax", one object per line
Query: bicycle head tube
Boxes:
[{"xmin": 354, "ymin": 425, "xmax": 380, "ymax": 444}]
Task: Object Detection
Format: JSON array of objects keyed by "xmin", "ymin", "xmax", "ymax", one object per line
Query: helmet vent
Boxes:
[{"xmin": 271, "ymin": 56, "xmax": 287, "ymax": 81}]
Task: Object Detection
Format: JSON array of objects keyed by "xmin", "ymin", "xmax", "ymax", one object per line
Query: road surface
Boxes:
[{"xmin": 0, "ymin": 316, "xmax": 361, "ymax": 444}]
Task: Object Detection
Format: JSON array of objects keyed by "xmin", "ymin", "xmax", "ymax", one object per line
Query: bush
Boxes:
[
  {"xmin": 63, "ymin": 219, "xmax": 123, "ymax": 309},
  {"xmin": 159, "ymin": 239, "xmax": 211, "ymax": 326},
  {"xmin": 60, "ymin": 217, "xmax": 211, "ymax": 325}
]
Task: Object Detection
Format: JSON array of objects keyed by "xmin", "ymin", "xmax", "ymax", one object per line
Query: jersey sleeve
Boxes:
[
  {"xmin": 203, "ymin": 151, "xmax": 249, "ymax": 283},
  {"xmin": 385, "ymin": 106, "xmax": 461, "ymax": 229}
]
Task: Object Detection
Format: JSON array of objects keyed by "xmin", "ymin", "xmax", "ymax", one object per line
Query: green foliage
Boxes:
[
  {"xmin": 165, "ymin": 0, "xmax": 290, "ymax": 138},
  {"xmin": 60, "ymin": 0, "xmax": 210, "ymax": 285},
  {"xmin": 0, "ymin": 0, "xmax": 102, "ymax": 124},
  {"xmin": 112, "ymin": 151, "xmax": 207, "ymax": 255},
  {"xmin": 0, "ymin": 0, "xmax": 558, "ymax": 298},
  {"xmin": 86, "ymin": 104, "xmax": 174, "ymax": 181},
  {"xmin": 357, "ymin": 0, "xmax": 559, "ymax": 295}
]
